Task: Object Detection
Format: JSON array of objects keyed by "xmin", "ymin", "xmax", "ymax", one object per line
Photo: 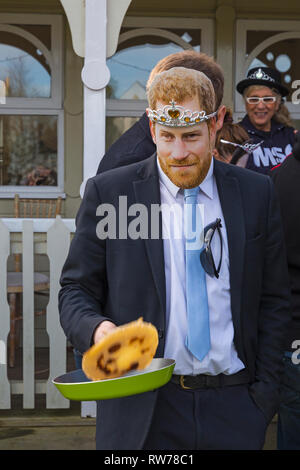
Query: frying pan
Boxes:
[{"xmin": 52, "ymin": 358, "xmax": 175, "ymax": 401}]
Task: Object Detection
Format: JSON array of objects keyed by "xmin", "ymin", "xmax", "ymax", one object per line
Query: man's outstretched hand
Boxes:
[{"xmin": 93, "ymin": 320, "xmax": 117, "ymax": 344}]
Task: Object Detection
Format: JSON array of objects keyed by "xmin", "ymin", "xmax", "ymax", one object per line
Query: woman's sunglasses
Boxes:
[{"xmin": 245, "ymin": 96, "xmax": 277, "ymax": 105}]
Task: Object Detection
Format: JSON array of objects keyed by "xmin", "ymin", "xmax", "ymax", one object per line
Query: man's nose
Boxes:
[{"xmin": 171, "ymin": 139, "xmax": 189, "ymax": 160}]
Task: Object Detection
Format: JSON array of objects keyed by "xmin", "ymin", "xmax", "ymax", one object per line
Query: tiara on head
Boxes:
[
  {"xmin": 248, "ymin": 68, "xmax": 275, "ymax": 83},
  {"xmin": 146, "ymin": 100, "xmax": 217, "ymax": 127},
  {"xmin": 220, "ymin": 139, "xmax": 264, "ymax": 154}
]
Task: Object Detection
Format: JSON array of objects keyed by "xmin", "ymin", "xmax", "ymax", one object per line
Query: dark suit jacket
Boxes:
[
  {"xmin": 59, "ymin": 155, "xmax": 291, "ymax": 450},
  {"xmin": 271, "ymin": 153, "xmax": 300, "ymax": 349},
  {"xmin": 96, "ymin": 112, "xmax": 155, "ymax": 174}
]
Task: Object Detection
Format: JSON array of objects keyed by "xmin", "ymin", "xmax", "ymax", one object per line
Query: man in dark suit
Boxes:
[
  {"xmin": 271, "ymin": 135, "xmax": 300, "ymax": 449},
  {"xmin": 97, "ymin": 50, "xmax": 226, "ymax": 174},
  {"xmin": 59, "ymin": 67, "xmax": 290, "ymax": 450}
]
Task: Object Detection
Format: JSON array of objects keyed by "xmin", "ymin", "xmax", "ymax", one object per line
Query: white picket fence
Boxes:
[{"xmin": 0, "ymin": 216, "xmax": 75, "ymax": 410}]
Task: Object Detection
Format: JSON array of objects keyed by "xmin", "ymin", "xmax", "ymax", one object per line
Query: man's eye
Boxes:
[{"xmin": 185, "ymin": 134, "xmax": 199, "ymax": 139}]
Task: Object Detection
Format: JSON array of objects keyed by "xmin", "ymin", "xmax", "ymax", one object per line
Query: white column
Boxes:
[
  {"xmin": 80, "ymin": 0, "xmax": 111, "ymax": 197},
  {"xmin": 79, "ymin": 0, "xmax": 110, "ymax": 417},
  {"xmin": 22, "ymin": 220, "xmax": 35, "ymax": 409}
]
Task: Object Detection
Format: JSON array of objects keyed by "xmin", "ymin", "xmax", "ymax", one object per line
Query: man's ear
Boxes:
[
  {"xmin": 209, "ymin": 117, "xmax": 217, "ymax": 150},
  {"xmin": 216, "ymin": 105, "xmax": 226, "ymax": 131},
  {"xmin": 212, "ymin": 148, "xmax": 219, "ymax": 159},
  {"xmin": 149, "ymin": 119, "xmax": 156, "ymax": 144}
]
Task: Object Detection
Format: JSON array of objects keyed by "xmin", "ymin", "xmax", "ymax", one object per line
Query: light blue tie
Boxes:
[{"xmin": 184, "ymin": 187, "xmax": 211, "ymax": 361}]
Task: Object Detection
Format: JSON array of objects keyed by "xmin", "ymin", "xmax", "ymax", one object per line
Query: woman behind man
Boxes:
[{"xmin": 213, "ymin": 108, "xmax": 250, "ymax": 167}]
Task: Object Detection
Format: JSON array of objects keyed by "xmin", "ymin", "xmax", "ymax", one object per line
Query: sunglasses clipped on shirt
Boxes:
[
  {"xmin": 245, "ymin": 96, "xmax": 277, "ymax": 105},
  {"xmin": 200, "ymin": 218, "xmax": 223, "ymax": 279}
]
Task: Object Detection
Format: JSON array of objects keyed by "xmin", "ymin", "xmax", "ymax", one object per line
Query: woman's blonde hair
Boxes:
[
  {"xmin": 243, "ymin": 85, "xmax": 293, "ymax": 127},
  {"xmin": 146, "ymin": 67, "xmax": 216, "ymax": 118}
]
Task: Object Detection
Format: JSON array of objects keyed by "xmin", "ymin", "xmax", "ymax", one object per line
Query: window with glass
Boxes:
[
  {"xmin": 106, "ymin": 18, "xmax": 213, "ymax": 149},
  {"xmin": 0, "ymin": 115, "xmax": 57, "ymax": 186},
  {"xmin": 235, "ymin": 20, "xmax": 300, "ymax": 125},
  {"xmin": 0, "ymin": 14, "xmax": 63, "ymax": 197}
]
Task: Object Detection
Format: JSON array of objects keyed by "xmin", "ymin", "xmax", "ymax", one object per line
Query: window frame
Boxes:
[
  {"xmin": 0, "ymin": 13, "xmax": 64, "ymax": 198},
  {"xmin": 106, "ymin": 17, "xmax": 214, "ymax": 118},
  {"xmin": 0, "ymin": 13, "xmax": 63, "ymax": 108},
  {"xmin": 235, "ymin": 19, "xmax": 300, "ymax": 120}
]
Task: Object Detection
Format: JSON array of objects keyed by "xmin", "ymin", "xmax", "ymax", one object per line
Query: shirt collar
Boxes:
[{"xmin": 157, "ymin": 156, "xmax": 214, "ymax": 200}]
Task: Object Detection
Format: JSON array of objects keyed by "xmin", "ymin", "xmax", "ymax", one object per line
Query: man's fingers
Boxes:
[{"xmin": 93, "ymin": 320, "xmax": 116, "ymax": 344}]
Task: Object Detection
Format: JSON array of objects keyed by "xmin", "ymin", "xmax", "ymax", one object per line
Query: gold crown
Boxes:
[{"xmin": 146, "ymin": 100, "xmax": 217, "ymax": 127}]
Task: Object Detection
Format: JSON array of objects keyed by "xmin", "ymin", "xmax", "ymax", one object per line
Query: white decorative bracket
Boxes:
[
  {"xmin": 60, "ymin": 0, "xmax": 132, "ymax": 59},
  {"xmin": 60, "ymin": 0, "xmax": 85, "ymax": 58}
]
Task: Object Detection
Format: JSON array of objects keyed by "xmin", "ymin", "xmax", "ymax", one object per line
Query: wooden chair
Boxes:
[
  {"xmin": 14, "ymin": 194, "xmax": 62, "ymax": 219},
  {"xmin": 7, "ymin": 194, "xmax": 62, "ymax": 367}
]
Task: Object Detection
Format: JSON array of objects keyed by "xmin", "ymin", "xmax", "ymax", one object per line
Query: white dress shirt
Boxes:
[{"xmin": 157, "ymin": 157, "xmax": 245, "ymax": 375}]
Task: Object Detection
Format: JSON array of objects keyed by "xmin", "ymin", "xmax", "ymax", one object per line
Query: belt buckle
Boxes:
[{"xmin": 180, "ymin": 375, "xmax": 192, "ymax": 390}]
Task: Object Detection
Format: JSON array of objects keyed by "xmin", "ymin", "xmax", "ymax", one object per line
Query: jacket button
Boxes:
[{"xmin": 158, "ymin": 329, "xmax": 164, "ymax": 339}]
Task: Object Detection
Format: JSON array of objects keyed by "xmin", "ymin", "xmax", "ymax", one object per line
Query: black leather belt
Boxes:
[{"xmin": 171, "ymin": 369, "xmax": 250, "ymax": 390}]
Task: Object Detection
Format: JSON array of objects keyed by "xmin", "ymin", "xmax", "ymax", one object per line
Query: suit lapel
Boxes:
[
  {"xmin": 133, "ymin": 155, "xmax": 166, "ymax": 318},
  {"xmin": 214, "ymin": 160, "xmax": 246, "ymax": 361}
]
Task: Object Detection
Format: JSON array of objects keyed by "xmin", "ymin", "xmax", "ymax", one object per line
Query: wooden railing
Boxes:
[{"xmin": 0, "ymin": 216, "xmax": 75, "ymax": 410}]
